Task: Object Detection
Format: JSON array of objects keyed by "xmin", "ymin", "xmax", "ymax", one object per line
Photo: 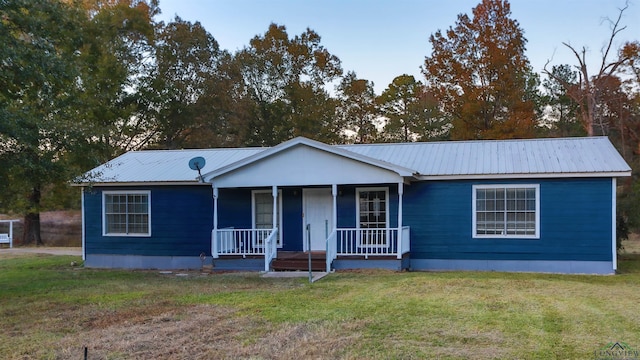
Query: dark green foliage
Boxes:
[
  {"xmin": 617, "ymin": 215, "xmax": 629, "ymax": 253},
  {"xmin": 377, "ymin": 74, "xmax": 448, "ymax": 142},
  {"xmin": 235, "ymin": 23, "xmax": 343, "ymax": 146},
  {"xmin": 336, "ymin": 72, "xmax": 379, "ymax": 143},
  {"xmin": 0, "ymin": 0, "xmax": 88, "ymax": 243},
  {"xmin": 0, "ymin": 0, "xmax": 157, "ymax": 243},
  {"xmin": 539, "ymin": 65, "xmax": 583, "ymax": 137},
  {"xmin": 149, "ymin": 16, "xmax": 222, "ymax": 149}
]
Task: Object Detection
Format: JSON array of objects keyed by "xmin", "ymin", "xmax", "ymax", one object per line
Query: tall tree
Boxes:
[
  {"xmin": 540, "ymin": 64, "xmax": 583, "ymax": 137},
  {"xmin": 148, "ymin": 16, "xmax": 222, "ymax": 149},
  {"xmin": 0, "ymin": 0, "xmax": 157, "ymax": 245},
  {"xmin": 182, "ymin": 52, "xmax": 255, "ymax": 148},
  {"xmin": 378, "ymin": 75, "xmax": 446, "ymax": 142},
  {"xmin": 0, "ymin": 0, "xmax": 87, "ymax": 244},
  {"xmin": 336, "ymin": 72, "xmax": 379, "ymax": 143},
  {"xmin": 235, "ymin": 23, "xmax": 342, "ymax": 146},
  {"xmin": 77, "ymin": 0, "xmax": 157, "ymax": 159},
  {"xmin": 423, "ymin": 0, "xmax": 536, "ymax": 140}
]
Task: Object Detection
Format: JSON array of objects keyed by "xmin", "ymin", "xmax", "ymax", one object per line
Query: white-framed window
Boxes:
[
  {"xmin": 102, "ymin": 190, "xmax": 151, "ymax": 236},
  {"xmin": 356, "ymin": 187, "xmax": 389, "ymax": 247},
  {"xmin": 251, "ymin": 190, "xmax": 282, "ymax": 247},
  {"xmin": 473, "ymin": 184, "xmax": 539, "ymax": 239}
]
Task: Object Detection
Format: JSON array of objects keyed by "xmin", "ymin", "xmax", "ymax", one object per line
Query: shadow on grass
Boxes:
[{"xmin": 617, "ymin": 253, "xmax": 640, "ymax": 274}]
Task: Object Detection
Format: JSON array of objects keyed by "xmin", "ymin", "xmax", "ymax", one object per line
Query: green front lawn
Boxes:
[{"xmin": 1, "ymin": 252, "xmax": 639, "ymax": 359}]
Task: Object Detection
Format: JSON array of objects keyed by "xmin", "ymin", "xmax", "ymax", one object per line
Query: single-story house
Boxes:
[{"xmin": 77, "ymin": 136, "xmax": 631, "ymax": 274}]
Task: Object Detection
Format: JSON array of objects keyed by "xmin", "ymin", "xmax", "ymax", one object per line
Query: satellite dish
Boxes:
[
  {"xmin": 188, "ymin": 156, "xmax": 206, "ymax": 182},
  {"xmin": 188, "ymin": 156, "xmax": 206, "ymax": 171}
]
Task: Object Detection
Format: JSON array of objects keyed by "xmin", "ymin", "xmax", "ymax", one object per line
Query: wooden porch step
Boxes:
[{"xmin": 271, "ymin": 252, "xmax": 326, "ymax": 271}]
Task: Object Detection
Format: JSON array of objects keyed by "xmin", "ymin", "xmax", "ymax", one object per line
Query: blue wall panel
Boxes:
[
  {"xmin": 282, "ymin": 188, "xmax": 303, "ymax": 251},
  {"xmin": 84, "ymin": 186, "xmax": 213, "ymax": 256},
  {"xmin": 405, "ymin": 178, "xmax": 613, "ymax": 262},
  {"xmin": 217, "ymin": 188, "xmax": 251, "ymax": 229}
]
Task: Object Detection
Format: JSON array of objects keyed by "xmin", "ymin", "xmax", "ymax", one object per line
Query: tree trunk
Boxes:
[{"xmin": 22, "ymin": 187, "xmax": 43, "ymax": 246}]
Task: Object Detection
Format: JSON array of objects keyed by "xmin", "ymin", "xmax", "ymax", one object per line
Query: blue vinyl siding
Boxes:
[
  {"xmin": 84, "ymin": 186, "xmax": 213, "ymax": 256},
  {"xmin": 406, "ymin": 178, "xmax": 613, "ymax": 262},
  {"xmin": 217, "ymin": 188, "xmax": 252, "ymax": 229},
  {"xmin": 282, "ymin": 188, "xmax": 303, "ymax": 251}
]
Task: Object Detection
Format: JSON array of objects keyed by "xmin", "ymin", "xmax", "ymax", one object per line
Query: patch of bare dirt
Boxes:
[
  {"xmin": 55, "ymin": 305, "xmax": 360, "ymax": 359},
  {"xmin": 623, "ymin": 233, "xmax": 640, "ymax": 254}
]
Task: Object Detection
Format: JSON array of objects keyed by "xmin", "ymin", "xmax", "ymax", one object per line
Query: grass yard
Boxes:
[{"xmin": 1, "ymin": 250, "xmax": 640, "ymax": 359}]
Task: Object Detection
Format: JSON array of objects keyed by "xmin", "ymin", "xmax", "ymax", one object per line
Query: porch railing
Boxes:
[
  {"xmin": 326, "ymin": 226, "xmax": 411, "ymax": 270},
  {"xmin": 334, "ymin": 227, "xmax": 410, "ymax": 258},
  {"xmin": 400, "ymin": 226, "xmax": 410, "ymax": 256},
  {"xmin": 264, "ymin": 228, "xmax": 278, "ymax": 272},
  {"xmin": 326, "ymin": 229, "xmax": 337, "ymax": 272},
  {"xmin": 212, "ymin": 228, "xmax": 273, "ymax": 258},
  {"xmin": 213, "ymin": 226, "xmax": 410, "ymax": 272}
]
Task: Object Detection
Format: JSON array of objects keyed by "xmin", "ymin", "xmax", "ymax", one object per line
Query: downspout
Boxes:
[
  {"xmin": 81, "ymin": 187, "xmax": 86, "ymax": 261},
  {"xmin": 212, "ymin": 185, "xmax": 219, "ymax": 259}
]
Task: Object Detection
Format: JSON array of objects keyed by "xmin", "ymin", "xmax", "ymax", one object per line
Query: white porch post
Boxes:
[
  {"xmin": 272, "ymin": 185, "xmax": 278, "ymax": 231},
  {"xmin": 267, "ymin": 185, "xmax": 279, "ymax": 272},
  {"xmin": 397, "ymin": 182, "xmax": 404, "ymax": 259},
  {"xmin": 332, "ymin": 184, "xmax": 338, "ymax": 231},
  {"xmin": 212, "ymin": 185, "xmax": 219, "ymax": 258}
]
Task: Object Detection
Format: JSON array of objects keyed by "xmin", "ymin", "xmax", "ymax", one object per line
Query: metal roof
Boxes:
[
  {"xmin": 338, "ymin": 136, "xmax": 631, "ymax": 179},
  {"xmin": 81, "ymin": 147, "xmax": 264, "ymax": 183},
  {"xmin": 79, "ymin": 136, "xmax": 631, "ymax": 184}
]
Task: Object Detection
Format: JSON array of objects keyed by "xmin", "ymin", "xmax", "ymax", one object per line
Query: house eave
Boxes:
[
  {"xmin": 417, "ymin": 171, "xmax": 632, "ymax": 181},
  {"xmin": 72, "ymin": 181, "xmax": 205, "ymax": 187}
]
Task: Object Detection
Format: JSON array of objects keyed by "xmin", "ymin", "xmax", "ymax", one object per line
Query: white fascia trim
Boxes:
[
  {"xmin": 74, "ymin": 181, "xmax": 205, "ymax": 187},
  {"xmin": 202, "ymin": 137, "xmax": 418, "ymax": 182},
  {"xmin": 418, "ymin": 172, "xmax": 631, "ymax": 181}
]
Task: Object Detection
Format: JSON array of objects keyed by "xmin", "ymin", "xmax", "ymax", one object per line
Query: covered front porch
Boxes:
[
  {"xmin": 211, "ymin": 220, "xmax": 411, "ymax": 272},
  {"xmin": 202, "ymin": 137, "xmax": 417, "ymax": 272}
]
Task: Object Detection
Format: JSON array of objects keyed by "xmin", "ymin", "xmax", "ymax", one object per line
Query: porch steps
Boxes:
[{"xmin": 271, "ymin": 251, "xmax": 326, "ymax": 272}]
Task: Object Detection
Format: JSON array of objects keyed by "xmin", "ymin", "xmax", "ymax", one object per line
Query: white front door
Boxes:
[{"xmin": 303, "ymin": 188, "xmax": 333, "ymax": 251}]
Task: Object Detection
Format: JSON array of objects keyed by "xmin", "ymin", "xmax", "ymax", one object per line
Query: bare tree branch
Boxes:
[{"xmin": 542, "ymin": 2, "xmax": 633, "ymax": 137}]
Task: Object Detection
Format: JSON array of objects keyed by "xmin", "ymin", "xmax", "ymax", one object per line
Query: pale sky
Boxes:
[{"xmin": 156, "ymin": 0, "xmax": 640, "ymax": 94}]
